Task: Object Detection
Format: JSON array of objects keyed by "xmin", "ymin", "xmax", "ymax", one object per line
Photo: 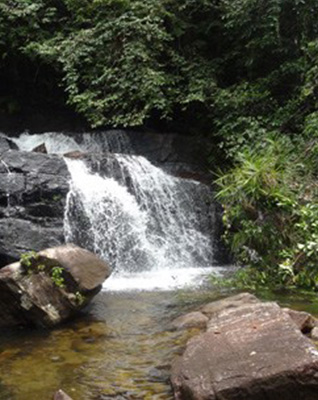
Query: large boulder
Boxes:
[
  {"xmin": 0, "ymin": 244, "xmax": 111, "ymax": 328},
  {"xmin": 171, "ymin": 294, "xmax": 318, "ymax": 400}
]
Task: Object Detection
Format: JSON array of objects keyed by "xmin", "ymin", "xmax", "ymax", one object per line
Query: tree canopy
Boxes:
[{"xmin": 1, "ymin": 0, "xmax": 318, "ymax": 132}]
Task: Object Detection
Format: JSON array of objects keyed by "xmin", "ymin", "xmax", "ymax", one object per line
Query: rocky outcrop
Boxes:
[
  {"xmin": 171, "ymin": 293, "xmax": 318, "ymax": 400},
  {"xmin": 0, "ymin": 244, "xmax": 111, "ymax": 328},
  {"xmin": 0, "ymin": 129, "xmax": 226, "ymax": 266},
  {"xmin": 0, "ymin": 141, "xmax": 70, "ymax": 267}
]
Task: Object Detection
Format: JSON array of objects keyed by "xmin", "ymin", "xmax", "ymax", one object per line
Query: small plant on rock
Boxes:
[
  {"xmin": 75, "ymin": 291, "xmax": 85, "ymax": 306},
  {"xmin": 20, "ymin": 251, "xmax": 39, "ymax": 273},
  {"xmin": 51, "ymin": 266, "xmax": 65, "ymax": 288}
]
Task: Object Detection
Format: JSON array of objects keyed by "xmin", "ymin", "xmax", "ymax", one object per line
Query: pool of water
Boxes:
[
  {"xmin": 0, "ymin": 287, "xmax": 225, "ymax": 400},
  {"xmin": 0, "ymin": 284, "xmax": 317, "ymax": 400}
]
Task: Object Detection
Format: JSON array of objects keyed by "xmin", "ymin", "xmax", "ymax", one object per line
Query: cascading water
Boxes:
[
  {"xmin": 64, "ymin": 154, "xmax": 220, "ymax": 290},
  {"xmin": 10, "ymin": 130, "xmax": 131, "ymax": 154},
  {"xmin": 0, "ymin": 130, "xmax": 228, "ymax": 400},
  {"xmin": 7, "ymin": 131, "xmax": 225, "ymax": 290}
]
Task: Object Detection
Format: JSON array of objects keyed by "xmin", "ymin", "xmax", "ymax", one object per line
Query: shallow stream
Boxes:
[
  {"xmin": 1, "ymin": 131, "xmax": 318, "ymax": 399},
  {"xmin": 1, "ymin": 283, "xmax": 318, "ymax": 400},
  {"xmin": 0, "ymin": 285, "xmax": 228, "ymax": 400}
]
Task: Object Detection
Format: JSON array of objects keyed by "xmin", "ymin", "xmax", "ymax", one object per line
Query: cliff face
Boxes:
[{"xmin": 0, "ymin": 134, "xmax": 69, "ymax": 266}]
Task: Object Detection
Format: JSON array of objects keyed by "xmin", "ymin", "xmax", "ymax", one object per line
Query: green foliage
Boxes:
[
  {"xmin": 20, "ymin": 251, "xmax": 66, "ymax": 288},
  {"xmin": 37, "ymin": 263, "xmax": 46, "ymax": 271},
  {"xmin": 216, "ymin": 136, "xmax": 318, "ymax": 291},
  {"xmin": 1, "ymin": 0, "xmax": 318, "ymax": 130},
  {"xmin": 5, "ymin": 0, "xmax": 318, "ymax": 292},
  {"xmin": 0, "ymin": 0, "xmax": 218, "ymax": 127},
  {"xmin": 75, "ymin": 291, "xmax": 85, "ymax": 306},
  {"xmin": 20, "ymin": 251, "xmax": 39, "ymax": 272},
  {"xmin": 51, "ymin": 266, "xmax": 65, "ymax": 288}
]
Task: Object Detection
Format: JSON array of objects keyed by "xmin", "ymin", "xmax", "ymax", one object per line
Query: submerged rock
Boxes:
[
  {"xmin": 53, "ymin": 390, "xmax": 74, "ymax": 400},
  {"xmin": 171, "ymin": 293, "xmax": 318, "ymax": 400},
  {"xmin": 0, "ymin": 244, "xmax": 111, "ymax": 328}
]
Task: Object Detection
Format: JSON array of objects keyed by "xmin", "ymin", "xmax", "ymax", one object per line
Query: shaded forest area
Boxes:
[{"xmin": 1, "ymin": 0, "xmax": 318, "ymax": 290}]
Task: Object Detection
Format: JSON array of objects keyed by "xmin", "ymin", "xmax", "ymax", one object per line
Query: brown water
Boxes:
[
  {"xmin": 0, "ymin": 289, "xmax": 222, "ymax": 400},
  {"xmin": 0, "ymin": 287, "xmax": 317, "ymax": 400}
]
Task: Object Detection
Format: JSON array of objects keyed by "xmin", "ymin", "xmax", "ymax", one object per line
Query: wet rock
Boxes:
[
  {"xmin": 171, "ymin": 311, "xmax": 208, "ymax": 331},
  {"xmin": 63, "ymin": 150, "xmax": 85, "ymax": 159},
  {"xmin": 53, "ymin": 389, "xmax": 74, "ymax": 400},
  {"xmin": 0, "ymin": 219, "xmax": 64, "ymax": 261},
  {"xmin": 0, "ymin": 136, "xmax": 11, "ymax": 155},
  {"xmin": 32, "ymin": 143, "xmax": 47, "ymax": 153},
  {"xmin": 171, "ymin": 300, "xmax": 318, "ymax": 400},
  {"xmin": 1, "ymin": 149, "xmax": 69, "ymax": 175},
  {"xmin": 283, "ymin": 308, "xmax": 318, "ymax": 334},
  {"xmin": 0, "ymin": 133, "xmax": 18, "ymax": 155},
  {"xmin": 126, "ymin": 131, "xmax": 209, "ymax": 167},
  {"xmin": 0, "ymin": 244, "xmax": 111, "ymax": 328},
  {"xmin": 148, "ymin": 366, "xmax": 170, "ymax": 383},
  {"xmin": 0, "ymin": 150, "xmax": 69, "ymax": 266}
]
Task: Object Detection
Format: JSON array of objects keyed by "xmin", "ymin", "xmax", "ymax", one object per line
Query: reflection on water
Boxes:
[
  {"xmin": 0, "ymin": 287, "xmax": 317, "ymax": 400},
  {"xmin": 0, "ymin": 289, "xmax": 218, "ymax": 400}
]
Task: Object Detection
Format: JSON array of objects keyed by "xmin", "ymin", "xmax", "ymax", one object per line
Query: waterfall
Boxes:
[
  {"xmin": 64, "ymin": 155, "xmax": 214, "ymax": 271},
  {"xmin": 10, "ymin": 130, "xmax": 131, "ymax": 154},
  {"xmin": 6, "ymin": 131, "xmax": 224, "ymax": 290}
]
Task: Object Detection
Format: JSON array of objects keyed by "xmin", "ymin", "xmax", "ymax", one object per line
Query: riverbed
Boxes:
[{"xmin": 0, "ymin": 283, "xmax": 317, "ymax": 400}]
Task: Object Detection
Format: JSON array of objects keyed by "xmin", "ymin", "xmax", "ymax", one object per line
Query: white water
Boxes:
[
  {"xmin": 9, "ymin": 131, "xmax": 221, "ymax": 291},
  {"xmin": 10, "ymin": 131, "xmax": 130, "ymax": 154},
  {"xmin": 105, "ymin": 266, "xmax": 226, "ymax": 291},
  {"xmin": 64, "ymin": 154, "xmax": 216, "ymax": 290}
]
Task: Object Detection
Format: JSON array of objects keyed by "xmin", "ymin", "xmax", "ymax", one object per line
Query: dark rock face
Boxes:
[
  {"xmin": 126, "ymin": 131, "xmax": 208, "ymax": 167},
  {"xmin": 0, "ymin": 129, "xmax": 227, "ymax": 266},
  {"xmin": 171, "ymin": 294, "xmax": 318, "ymax": 400},
  {"xmin": 32, "ymin": 143, "xmax": 47, "ymax": 153},
  {"xmin": 0, "ymin": 145, "xmax": 70, "ymax": 266},
  {"xmin": 0, "ymin": 244, "xmax": 111, "ymax": 328},
  {"xmin": 0, "ymin": 133, "xmax": 18, "ymax": 154}
]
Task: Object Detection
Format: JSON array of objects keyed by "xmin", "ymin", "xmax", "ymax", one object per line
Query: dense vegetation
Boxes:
[{"xmin": 1, "ymin": 0, "xmax": 318, "ymax": 290}]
